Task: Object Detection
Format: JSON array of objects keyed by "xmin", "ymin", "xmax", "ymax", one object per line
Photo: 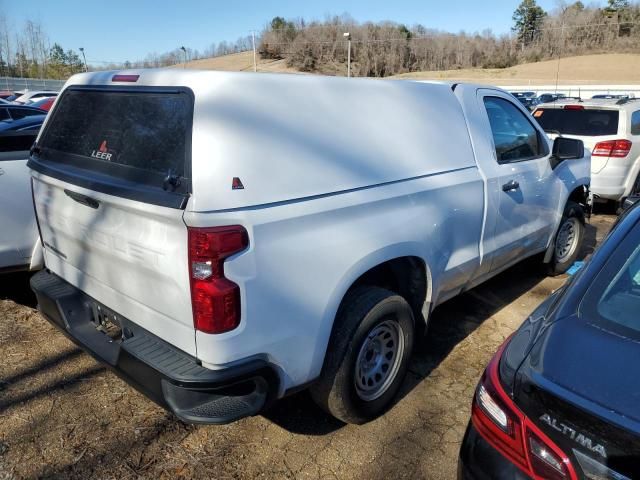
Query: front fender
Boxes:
[
  {"xmin": 543, "ymin": 153, "xmax": 591, "ymax": 262},
  {"xmin": 554, "ymin": 153, "xmax": 591, "ymax": 200}
]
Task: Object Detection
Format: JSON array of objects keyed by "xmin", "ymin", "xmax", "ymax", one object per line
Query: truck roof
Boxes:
[{"xmin": 53, "ymin": 69, "xmax": 485, "ymax": 212}]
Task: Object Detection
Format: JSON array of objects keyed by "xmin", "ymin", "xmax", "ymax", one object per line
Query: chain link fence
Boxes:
[{"xmin": 0, "ymin": 77, "xmax": 65, "ymax": 92}]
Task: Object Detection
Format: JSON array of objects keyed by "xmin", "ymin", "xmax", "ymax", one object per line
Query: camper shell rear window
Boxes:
[{"xmin": 33, "ymin": 86, "xmax": 193, "ymax": 207}]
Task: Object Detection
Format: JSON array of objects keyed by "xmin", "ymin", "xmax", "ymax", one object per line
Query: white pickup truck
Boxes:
[{"xmin": 28, "ymin": 71, "xmax": 589, "ymax": 425}]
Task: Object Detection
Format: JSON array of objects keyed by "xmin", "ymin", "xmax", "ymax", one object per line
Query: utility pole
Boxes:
[
  {"xmin": 180, "ymin": 46, "xmax": 187, "ymax": 68},
  {"xmin": 343, "ymin": 32, "xmax": 351, "ymax": 77},
  {"xmin": 0, "ymin": 51, "xmax": 9, "ymax": 90},
  {"xmin": 555, "ymin": 16, "xmax": 566, "ymax": 94},
  {"xmin": 251, "ymin": 30, "xmax": 257, "ymax": 72},
  {"xmin": 79, "ymin": 47, "xmax": 88, "ymax": 72}
]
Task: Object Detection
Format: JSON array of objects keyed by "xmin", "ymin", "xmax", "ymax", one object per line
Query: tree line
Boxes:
[
  {"xmin": 0, "ymin": 17, "xmax": 84, "ymax": 80},
  {"xmin": 259, "ymin": 0, "xmax": 640, "ymax": 77}
]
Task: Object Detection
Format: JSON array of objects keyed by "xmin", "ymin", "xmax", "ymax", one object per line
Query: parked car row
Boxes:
[
  {"xmin": 0, "ymin": 89, "xmax": 58, "ymax": 105},
  {"xmin": 509, "ymin": 92, "xmax": 574, "ymax": 111},
  {"xmin": 510, "ymin": 91, "xmax": 637, "ymax": 112}
]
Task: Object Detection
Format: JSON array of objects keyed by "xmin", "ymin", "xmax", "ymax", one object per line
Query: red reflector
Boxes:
[
  {"xmin": 592, "ymin": 139, "xmax": 632, "ymax": 158},
  {"xmin": 563, "ymin": 105, "xmax": 584, "ymax": 110},
  {"xmin": 188, "ymin": 226, "xmax": 248, "ymax": 334},
  {"xmin": 471, "ymin": 337, "xmax": 578, "ymax": 480},
  {"xmin": 112, "ymin": 74, "xmax": 139, "ymax": 82}
]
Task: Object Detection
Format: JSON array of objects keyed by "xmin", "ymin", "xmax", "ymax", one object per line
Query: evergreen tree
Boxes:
[{"xmin": 512, "ymin": 0, "xmax": 547, "ymax": 48}]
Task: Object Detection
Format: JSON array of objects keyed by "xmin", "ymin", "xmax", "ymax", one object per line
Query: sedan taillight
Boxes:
[
  {"xmin": 471, "ymin": 338, "xmax": 578, "ymax": 480},
  {"xmin": 187, "ymin": 225, "xmax": 248, "ymax": 334}
]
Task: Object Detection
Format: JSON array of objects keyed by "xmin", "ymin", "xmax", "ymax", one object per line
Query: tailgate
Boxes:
[
  {"xmin": 29, "ymin": 86, "xmax": 196, "ymax": 355},
  {"xmin": 32, "ymin": 175, "xmax": 196, "ymax": 355}
]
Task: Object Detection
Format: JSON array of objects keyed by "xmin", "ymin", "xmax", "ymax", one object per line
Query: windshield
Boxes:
[
  {"xmin": 582, "ymin": 220, "xmax": 640, "ymax": 340},
  {"xmin": 534, "ymin": 108, "xmax": 619, "ymax": 136}
]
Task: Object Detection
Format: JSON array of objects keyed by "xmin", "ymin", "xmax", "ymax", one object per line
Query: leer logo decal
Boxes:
[
  {"xmin": 91, "ymin": 140, "xmax": 113, "ymax": 161},
  {"xmin": 232, "ymin": 177, "xmax": 245, "ymax": 190}
]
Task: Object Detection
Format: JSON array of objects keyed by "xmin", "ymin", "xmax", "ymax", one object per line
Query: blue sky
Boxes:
[{"xmin": 4, "ymin": 0, "xmax": 594, "ymax": 64}]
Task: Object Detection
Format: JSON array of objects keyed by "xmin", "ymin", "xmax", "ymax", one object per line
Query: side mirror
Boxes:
[
  {"xmin": 623, "ymin": 194, "xmax": 640, "ymax": 212},
  {"xmin": 551, "ymin": 137, "xmax": 584, "ymax": 169}
]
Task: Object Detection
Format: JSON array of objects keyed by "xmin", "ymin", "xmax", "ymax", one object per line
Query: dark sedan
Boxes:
[
  {"xmin": 459, "ymin": 203, "xmax": 640, "ymax": 479},
  {"xmin": 0, "ymin": 114, "xmax": 46, "ymax": 132},
  {"xmin": 0, "ymin": 104, "xmax": 46, "ymax": 122}
]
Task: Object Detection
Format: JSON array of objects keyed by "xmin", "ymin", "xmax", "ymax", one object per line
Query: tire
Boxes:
[
  {"xmin": 310, "ymin": 287, "xmax": 415, "ymax": 424},
  {"xmin": 547, "ymin": 201, "xmax": 585, "ymax": 276}
]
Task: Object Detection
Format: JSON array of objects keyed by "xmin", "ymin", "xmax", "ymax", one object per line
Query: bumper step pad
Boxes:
[{"xmin": 30, "ymin": 269, "xmax": 276, "ymax": 424}]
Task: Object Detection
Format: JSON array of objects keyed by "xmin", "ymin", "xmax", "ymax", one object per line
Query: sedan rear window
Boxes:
[
  {"xmin": 38, "ymin": 88, "xmax": 191, "ymax": 185},
  {"xmin": 582, "ymin": 221, "xmax": 640, "ymax": 339},
  {"xmin": 534, "ymin": 108, "xmax": 619, "ymax": 136},
  {"xmin": 11, "ymin": 108, "xmax": 44, "ymax": 120}
]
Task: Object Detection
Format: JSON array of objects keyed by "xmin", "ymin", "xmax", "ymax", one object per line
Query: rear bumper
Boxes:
[
  {"xmin": 591, "ymin": 169, "xmax": 631, "ymax": 201},
  {"xmin": 458, "ymin": 422, "xmax": 531, "ymax": 480},
  {"xmin": 30, "ymin": 269, "xmax": 278, "ymax": 424}
]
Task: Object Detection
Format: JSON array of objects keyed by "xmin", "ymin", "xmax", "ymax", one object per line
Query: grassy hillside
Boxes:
[
  {"xmin": 172, "ymin": 51, "xmax": 300, "ymax": 73},
  {"xmin": 391, "ymin": 54, "xmax": 640, "ymax": 85},
  {"xmin": 176, "ymin": 52, "xmax": 640, "ymax": 85}
]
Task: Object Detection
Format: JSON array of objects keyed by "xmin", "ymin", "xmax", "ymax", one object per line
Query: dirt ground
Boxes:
[{"xmin": 0, "ymin": 212, "xmax": 616, "ymax": 480}]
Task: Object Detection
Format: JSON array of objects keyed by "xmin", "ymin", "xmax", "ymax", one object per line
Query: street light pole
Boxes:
[
  {"xmin": 180, "ymin": 46, "xmax": 187, "ymax": 68},
  {"xmin": 79, "ymin": 47, "xmax": 88, "ymax": 72},
  {"xmin": 343, "ymin": 32, "xmax": 351, "ymax": 78},
  {"xmin": 251, "ymin": 30, "xmax": 257, "ymax": 72}
]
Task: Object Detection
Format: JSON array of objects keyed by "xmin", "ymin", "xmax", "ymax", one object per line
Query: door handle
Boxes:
[
  {"xmin": 64, "ymin": 189, "xmax": 100, "ymax": 209},
  {"xmin": 502, "ymin": 180, "xmax": 520, "ymax": 192}
]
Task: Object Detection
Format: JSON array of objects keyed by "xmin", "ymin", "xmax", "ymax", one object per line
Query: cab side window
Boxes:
[
  {"xmin": 631, "ymin": 111, "xmax": 640, "ymax": 136},
  {"xmin": 484, "ymin": 97, "xmax": 545, "ymax": 163}
]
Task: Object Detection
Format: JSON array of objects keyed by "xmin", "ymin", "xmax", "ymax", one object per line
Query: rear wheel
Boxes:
[
  {"xmin": 547, "ymin": 201, "xmax": 585, "ymax": 276},
  {"xmin": 310, "ymin": 287, "xmax": 415, "ymax": 424}
]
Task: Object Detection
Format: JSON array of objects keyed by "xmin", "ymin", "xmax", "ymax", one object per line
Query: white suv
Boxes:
[
  {"xmin": 533, "ymin": 98, "xmax": 640, "ymax": 203},
  {"xmin": 12, "ymin": 90, "xmax": 58, "ymax": 105}
]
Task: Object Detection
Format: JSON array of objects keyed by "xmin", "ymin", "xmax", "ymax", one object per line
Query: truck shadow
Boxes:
[{"xmin": 0, "ymin": 271, "xmax": 37, "ymax": 307}]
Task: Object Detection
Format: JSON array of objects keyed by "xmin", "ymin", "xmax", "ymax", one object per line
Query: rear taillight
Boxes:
[
  {"xmin": 471, "ymin": 339, "xmax": 578, "ymax": 480},
  {"xmin": 592, "ymin": 139, "xmax": 632, "ymax": 158},
  {"xmin": 187, "ymin": 226, "xmax": 248, "ymax": 334}
]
